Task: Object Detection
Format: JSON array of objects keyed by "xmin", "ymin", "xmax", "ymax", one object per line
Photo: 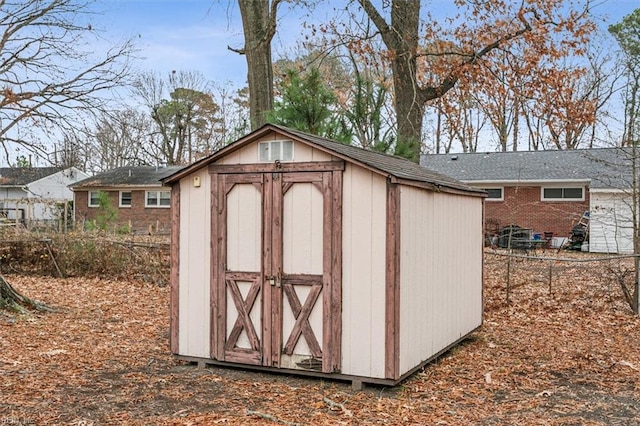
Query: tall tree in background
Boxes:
[
  {"xmin": 0, "ymin": 0, "xmax": 134, "ymax": 162},
  {"xmin": 352, "ymin": 0, "xmax": 594, "ymax": 162},
  {"xmin": 133, "ymin": 70, "xmax": 221, "ymax": 165},
  {"xmin": 342, "ymin": 73, "xmax": 394, "ymax": 152},
  {"xmin": 610, "ymin": 9, "xmax": 640, "ymax": 148},
  {"xmin": 88, "ymin": 109, "xmax": 154, "ymax": 172},
  {"xmin": 234, "ymin": 0, "xmax": 284, "ymax": 130},
  {"xmin": 211, "ymin": 83, "xmax": 251, "ymax": 147},
  {"xmin": 51, "ymin": 132, "xmax": 91, "ymax": 171},
  {"xmin": 609, "ymin": 8, "xmax": 640, "ymax": 314}
]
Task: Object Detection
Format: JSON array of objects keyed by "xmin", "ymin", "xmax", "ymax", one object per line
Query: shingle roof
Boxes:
[
  {"xmin": 163, "ymin": 124, "xmax": 482, "ymax": 195},
  {"xmin": 279, "ymin": 126, "xmax": 481, "ymax": 193},
  {"xmin": 71, "ymin": 166, "xmax": 184, "ymax": 188},
  {"xmin": 420, "ymin": 148, "xmax": 635, "ymax": 189},
  {"xmin": 0, "ymin": 167, "xmax": 63, "ymax": 186}
]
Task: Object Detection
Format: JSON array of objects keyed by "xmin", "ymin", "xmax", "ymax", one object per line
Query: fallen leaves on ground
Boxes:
[{"xmin": 1, "ymin": 252, "xmax": 639, "ymax": 425}]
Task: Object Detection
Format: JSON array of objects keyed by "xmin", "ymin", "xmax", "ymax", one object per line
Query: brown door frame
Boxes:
[{"xmin": 210, "ymin": 161, "xmax": 343, "ymax": 373}]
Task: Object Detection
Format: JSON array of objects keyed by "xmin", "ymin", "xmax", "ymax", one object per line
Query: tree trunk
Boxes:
[
  {"xmin": 358, "ymin": 0, "xmax": 542, "ymax": 162},
  {"xmin": 0, "ymin": 275, "xmax": 50, "ymax": 313},
  {"xmin": 388, "ymin": 1, "xmax": 423, "ymax": 162},
  {"xmin": 358, "ymin": 0, "xmax": 424, "ymax": 161},
  {"xmin": 238, "ymin": 0, "xmax": 280, "ymax": 130}
]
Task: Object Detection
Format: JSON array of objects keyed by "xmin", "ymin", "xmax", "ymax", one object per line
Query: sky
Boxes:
[
  {"xmin": 93, "ymin": 0, "xmax": 640, "ymax": 95},
  {"xmin": 7, "ymin": 0, "xmax": 639, "ymax": 166},
  {"xmin": 93, "ymin": 0, "xmax": 328, "ymax": 89}
]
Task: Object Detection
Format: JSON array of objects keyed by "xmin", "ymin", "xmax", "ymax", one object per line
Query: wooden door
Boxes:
[
  {"xmin": 212, "ymin": 164, "xmax": 343, "ymax": 373},
  {"xmin": 212, "ymin": 173, "xmax": 265, "ymax": 365}
]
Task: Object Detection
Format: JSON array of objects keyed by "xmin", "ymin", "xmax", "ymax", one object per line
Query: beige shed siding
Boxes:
[
  {"xmin": 281, "ymin": 183, "xmax": 325, "ymax": 358},
  {"xmin": 225, "ymin": 184, "xmax": 263, "ymax": 350},
  {"xmin": 226, "ymin": 184, "xmax": 262, "ymax": 272},
  {"xmin": 178, "ymin": 168, "xmax": 211, "ymax": 358},
  {"xmin": 218, "ymin": 137, "xmax": 334, "ymax": 164},
  {"xmin": 283, "ymin": 183, "xmax": 324, "ymax": 275},
  {"xmin": 398, "ymin": 187, "xmax": 483, "ymax": 375},
  {"xmin": 341, "ymin": 164, "xmax": 387, "ymax": 378},
  {"xmin": 590, "ymin": 191, "xmax": 634, "ymax": 254}
]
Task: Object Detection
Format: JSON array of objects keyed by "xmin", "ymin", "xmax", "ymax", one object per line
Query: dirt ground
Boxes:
[{"xmin": 1, "ymin": 252, "xmax": 639, "ymax": 425}]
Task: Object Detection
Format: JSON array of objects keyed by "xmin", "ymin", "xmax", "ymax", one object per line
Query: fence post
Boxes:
[{"xmin": 506, "ymin": 256, "xmax": 511, "ymax": 304}]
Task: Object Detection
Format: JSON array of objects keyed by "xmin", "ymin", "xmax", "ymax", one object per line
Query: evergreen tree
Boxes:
[{"xmin": 268, "ymin": 68, "xmax": 351, "ymax": 143}]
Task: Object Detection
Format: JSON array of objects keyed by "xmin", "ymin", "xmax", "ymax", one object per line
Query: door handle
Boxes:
[{"xmin": 276, "ymin": 268, "xmax": 282, "ymax": 288}]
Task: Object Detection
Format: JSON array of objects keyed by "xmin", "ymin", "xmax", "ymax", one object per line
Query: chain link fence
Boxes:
[{"xmin": 485, "ymin": 249, "xmax": 638, "ymax": 314}]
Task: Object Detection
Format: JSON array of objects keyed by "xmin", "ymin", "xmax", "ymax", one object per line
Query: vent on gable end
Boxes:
[{"xmin": 258, "ymin": 140, "xmax": 294, "ymax": 162}]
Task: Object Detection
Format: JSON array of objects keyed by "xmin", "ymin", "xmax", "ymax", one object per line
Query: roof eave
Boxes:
[
  {"xmin": 164, "ymin": 124, "xmax": 478, "ymax": 194},
  {"xmin": 463, "ymin": 178, "xmax": 591, "ymax": 185}
]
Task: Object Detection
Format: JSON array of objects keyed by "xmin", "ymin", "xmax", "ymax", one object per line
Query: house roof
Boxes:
[
  {"xmin": 0, "ymin": 167, "xmax": 63, "ymax": 186},
  {"xmin": 163, "ymin": 124, "xmax": 483, "ymax": 195},
  {"xmin": 70, "ymin": 166, "xmax": 184, "ymax": 189},
  {"xmin": 420, "ymin": 148, "xmax": 635, "ymax": 190}
]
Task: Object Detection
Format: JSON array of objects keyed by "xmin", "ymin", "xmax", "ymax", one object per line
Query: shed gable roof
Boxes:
[
  {"xmin": 0, "ymin": 167, "xmax": 63, "ymax": 186},
  {"xmin": 71, "ymin": 166, "xmax": 184, "ymax": 189},
  {"xmin": 421, "ymin": 148, "xmax": 634, "ymax": 189},
  {"xmin": 164, "ymin": 124, "xmax": 482, "ymax": 195}
]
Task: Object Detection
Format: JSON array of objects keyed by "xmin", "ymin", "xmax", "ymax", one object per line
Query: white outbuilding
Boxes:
[{"xmin": 163, "ymin": 124, "xmax": 485, "ymax": 388}]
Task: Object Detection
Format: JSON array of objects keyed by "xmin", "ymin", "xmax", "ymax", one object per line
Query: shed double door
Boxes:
[{"xmin": 212, "ymin": 165, "xmax": 342, "ymax": 373}]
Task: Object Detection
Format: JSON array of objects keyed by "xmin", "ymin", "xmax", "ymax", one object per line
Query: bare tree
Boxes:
[
  {"xmin": 87, "ymin": 109, "xmax": 155, "ymax": 172},
  {"xmin": 608, "ymin": 8, "xmax": 640, "ymax": 314},
  {"xmin": 211, "ymin": 82, "xmax": 250, "ymax": 147},
  {"xmin": 0, "ymin": 0, "xmax": 134, "ymax": 312},
  {"xmin": 133, "ymin": 70, "xmax": 221, "ymax": 165},
  {"xmin": 50, "ymin": 132, "xmax": 91, "ymax": 171},
  {"xmin": 0, "ymin": 0, "xmax": 135, "ymax": 163},
  {"xmin": 348, "ymin": 0, "xmax": 595, "ymax": 162}
]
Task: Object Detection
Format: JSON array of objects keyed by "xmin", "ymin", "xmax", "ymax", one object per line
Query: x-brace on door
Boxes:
[{"xmin": 211, "ymin": 162, "xmax": 343, "ymax": 373}]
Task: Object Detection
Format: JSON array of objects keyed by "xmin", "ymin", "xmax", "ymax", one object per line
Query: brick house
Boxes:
[
  {"xmin": 70, "ymin": 166, "xmax": 183, "ymax": 234},
  {"xmin": 421, "ymin": 148, "xmax": 635, "ymax": 253}
]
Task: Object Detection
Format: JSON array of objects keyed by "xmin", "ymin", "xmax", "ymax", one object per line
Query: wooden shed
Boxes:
[{"xmin": 163, "ymin": 124, "xmax": 485, "ymax": 388}]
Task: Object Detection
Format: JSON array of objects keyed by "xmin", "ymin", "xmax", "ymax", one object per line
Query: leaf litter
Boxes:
[{"xmin": 0, "ymin": 253, "xmax": 639, "ymax": 425}]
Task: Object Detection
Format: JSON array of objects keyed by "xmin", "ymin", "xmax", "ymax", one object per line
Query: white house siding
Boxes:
[
  {"xmin": 0, "ymin": 188, "xmax": 27, "ymax": 221},
  {"xmin": 178, "ymin": 168, "xmax": 211, "ymax": 358},
  {"xmin": 341, "ymin": 164, "xmax": 387, "ymax": 378},
  {"xmin": 29, "ymin": 168, "xmax": 87, "ymax": 199},
  {"xmin": 1, "ymin": 168, "xmax": 88, "ymax": 223},
  {"xmin": 399, "ymin": 188, "xmax": 483, "ymax": 375},
  {"xmin": 590, "ymin": 190, "xmax": 634, "ymax": 254}
]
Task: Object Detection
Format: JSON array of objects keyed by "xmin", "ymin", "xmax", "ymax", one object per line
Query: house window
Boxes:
[
  {"xmin": 542, "ymin": 187, "xmax": 584, "ymax": 201},
  {"xmin": 483, "ymin": 188, "xmax": 503, "ymax": 201},
  {"xmin": 88, "ymin": 191, "xmax": 101, "ymax": 207},
  {"xmin": 258, "ymin": 140, "xmax": 294, "ymax": 162},
  {"xmin": 146, "ymin": 190, "xmax": 171, "ymax": 208},
  {"xmin": 119, "ymin": 191, "xmax": 132, "ymax": 208}
]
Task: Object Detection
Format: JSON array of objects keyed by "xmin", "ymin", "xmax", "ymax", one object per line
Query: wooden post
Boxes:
[
  {"xmin": 43, "ymin": 239, "xmax": 65, "ymax": 278},
  {"xmin": 635, "ymin": 255, "xmax": 640, "ymax": 315},
  {"xmin": 64, "ymin": 201, "xmax": 68, "ymax": 233},
  {"xmin": 27, "ymin": 200, "xmax": 32, "ymax": 230},
  {"xmin": 506, "ymin": 256, "xmax": 511, "ymax": 305}
]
